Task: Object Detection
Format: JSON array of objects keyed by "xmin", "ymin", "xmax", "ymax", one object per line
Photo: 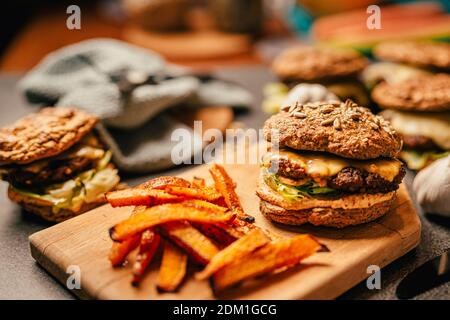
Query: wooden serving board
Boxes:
[
  {"xmin": 123, "ymin": 27, "xmax": 252, "ymax": 61},
  {"xmin": 29, "ymin": 160, "xmax": 421, "ymax": 300}
]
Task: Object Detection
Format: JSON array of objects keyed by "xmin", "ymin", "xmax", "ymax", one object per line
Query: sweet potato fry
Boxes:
[
  {"xmin": 110, "ymin": 200, "xmax": 233, "ymax": 242},
  {"xmin": 139, "ymin": 176, "xmax": 191, "ymax": 190},
  {"xmin": 132, "ymin": 205, "xmax": 147, "ymax": 215},
  {"xmin": 184, "ymin": 199, "xmax": 229, "ymax": 212},
  {"xmin": 209, "ymin": 164, "xmax": 255, "ymax": 223},
  {"xmin": 108, "ymin": 233, "xmax": 141, "ymax": 267},
  {"xmin": 230, "ymin": 217, "xmax": 256, "ymax": 233},
  {"xmin": 192, "ymin": 223, "xmax": 240, "ymax": 247},
  {"xmin": 196, "ymin": 228, "xmax": 270, "ymax": 280},
  {"xmin": 159, "ymin": 221, "xmax": 219, "ymax": 265},
  {"xmin": 106, "ymin": 188, "xmax": 184, "ymax": 207},
  {"xmin": 132, "ymin": 230, "xmax": 161, "ymax": 286},
  {"xmin": 203, "ymin": 186, "xmax": 225, "ymax": 201},
  {"xmin": 211, "ymin": 197, "xmax": 228, "ymax": 208},
  {"xmin": 157, "ymin": 241, "xmax": 188, "ymax": 292},
  {"xmin": 221, "ymin": 222, "xmax": 248, "ymax": 238},
  {"xmin": 211, "ymin": 234, "xmax": 322, "ymax": 292},
  {"xmin": 165, "ymin": 185, "xmax": 222, "ymax": 202},
  {"xmin": 209, "ymin": 164, "xmax": 242, "ymax": 212},
  {"xmin": 192, "ymin": 176, "xmax": 205, "ymax": 188}
]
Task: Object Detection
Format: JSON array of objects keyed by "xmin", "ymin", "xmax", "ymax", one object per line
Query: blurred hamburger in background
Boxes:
[
  {"xmin": 263, "ymin": 45, "xmax": 370, "ymax": 115},
  {"xmin": 0, "ymin": 107, "xmax": 121, "ymax": 222},
  {"xmin": 367, "ymin": 40, "xmax": 450, "ymax": 171},
  {"xmin": 373, "ymin": 73, "xmax": 450, "ymax": 170},
  {"xmin": 272, "ymin": 45, "xmax": 370, "ymax": 105}
]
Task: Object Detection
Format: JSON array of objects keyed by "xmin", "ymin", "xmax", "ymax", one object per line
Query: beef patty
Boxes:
[
  {"xmin": 2, "ymin": 156, "xmax": 95, "ymax": 190},
  {"xmin": 274, "ymin": 158, "xmax": 405, "ymax": 194},
  {"xmin": 401, "ymin": 134, "xmax": 441, "ymax": 151}
]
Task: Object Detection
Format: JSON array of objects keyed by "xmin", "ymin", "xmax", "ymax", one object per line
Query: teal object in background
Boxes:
[{"xmin": 288, "ymin": 4, "xmax": 314, "ymax": 34}]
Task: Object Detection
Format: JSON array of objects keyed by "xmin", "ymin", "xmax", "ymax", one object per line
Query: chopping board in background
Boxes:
[
  {"xmin": 122, "ymin": 6, "xmax": 252, "ymax": 61},
  {"xmin": 29, "ymin": 149, "xmax": 421, "ymax": 300},
  {"xmin": 123, "ymin": 26, "xmax": 252, "ymax": 61},
  {"xmin": 172, "ymin": 105, "xmax": 234, "ymax": 144}
]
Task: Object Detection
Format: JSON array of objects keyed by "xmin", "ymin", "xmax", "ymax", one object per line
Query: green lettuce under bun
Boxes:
[
  {"xmin": 261, "ymin": 167, "xmax": 337, "ymax": 201},
  {"xmin": 400, "ymin": 149, "xmax": 450, "ymax": 171},
  {"xmin": 11, "ymin": 150, "xmax": 119, "ymax": 213}
]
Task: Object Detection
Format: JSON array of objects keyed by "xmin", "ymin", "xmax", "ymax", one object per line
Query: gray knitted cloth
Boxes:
[{"xmin": 18, "ymin": 39, "xmax": 253, "ymax": 173}]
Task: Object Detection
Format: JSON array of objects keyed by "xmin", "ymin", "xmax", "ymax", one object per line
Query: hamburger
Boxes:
[
  {"xmin": 373, "ymin": 41, "xmax": 450, "ymax": 72},
  {"xmin": 257, "ymin": 100, "xmax": 405, "ymax": 228},
  {"xmin": 362, "ymin": 41, "xmax": 450, "ymax": 92},
  {"xmin": 271, "ymin": 46, "xmax": 370, "ymax": 106},
  {"xmin": 372, "ymin": 73, "xmax": 450, "ymax": 170},
  {"xmin": 0, "ymin": 107, "xmax": 121, "ymax": 222}
]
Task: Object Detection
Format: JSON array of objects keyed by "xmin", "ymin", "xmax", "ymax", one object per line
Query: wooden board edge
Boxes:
[
  {"xmin": 388, "ymin": 184, "xmax": 422, "ymax": 239},
  {"xmin": 29, "ymin": 235, "xmax": 90, "ymax": 300},
  {"xmin": 296, "ymin": 212, "xmax": 422, "ymax": 300}
]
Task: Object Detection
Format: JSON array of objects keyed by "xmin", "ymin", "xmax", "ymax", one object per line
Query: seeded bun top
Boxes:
[
  {"xmin": 272, "ymin": 46, "xmax": 368, "ymax": 83},
  {"xmin": 372, "ymin": 73, "xmax": 450, "ymax": 112},
  {"xmin": 0, "ymin": 107, "xmax": 98, "ymax": 165},
  {"xmin": 374, "ymin": 41, "xmax": 450, "ymax": 70},
  {"xmin": 263, "ymin": 100, "xmax": 402, "ymax": 159}
]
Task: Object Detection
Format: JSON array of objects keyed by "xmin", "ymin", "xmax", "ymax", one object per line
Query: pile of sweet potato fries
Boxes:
[{"xmin": 106, "ymin": 164, "xmax": 324, "ymax": 293}]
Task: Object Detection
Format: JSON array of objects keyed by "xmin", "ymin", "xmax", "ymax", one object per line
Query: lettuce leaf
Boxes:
[
  {"xmin": 305, "ymin": 185, "xmax": 337, "ymax": 195},
  {"xmin": 400, "ymin": 150, "xmax": 450, "ymax": 171},
  {"xmin": 262, "ymin": 168, "xmax": 337, "ymax": 200},
  {"xmin": 11, "ymin": 150, "xmax": 119, "ymax": 213},
  {"xmin": 83, "ymin": 167, "xmax": 120, "ymax": 203}
]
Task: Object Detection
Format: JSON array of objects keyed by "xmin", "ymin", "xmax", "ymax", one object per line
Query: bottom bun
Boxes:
[
  {"xmin": 257, "ymin": 177, "xmax": 396, "ymax": 228},
  {"xmin": 259, "ymin": 199, "xmax": 394, "ymax": 228},
  {"xmin": 8, "ymin": 183, "xmax": 126, "ymax": 223}
]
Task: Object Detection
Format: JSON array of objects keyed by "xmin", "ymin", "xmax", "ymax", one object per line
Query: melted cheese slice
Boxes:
[
  {"xmin": 381, "ymin": 109, "xmax": 450, "ymax": 150},
  {"xmin": 263, "ymin": 149, "xmax": 402, "ymax": 182}
]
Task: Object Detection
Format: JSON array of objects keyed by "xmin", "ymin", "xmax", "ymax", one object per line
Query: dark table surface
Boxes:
[{"xmin": 1, "ymin": 68, "xmax": 450, "ymax": 300}]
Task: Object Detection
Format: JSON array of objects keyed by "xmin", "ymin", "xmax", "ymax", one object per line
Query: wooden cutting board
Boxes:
[
  {"xmin": 123, "ymin": 27, "xmax": 252, "ymax": 61},
  {"xmin": 29, "ymin": 158, "xmax": 421, "ymax": 300}
]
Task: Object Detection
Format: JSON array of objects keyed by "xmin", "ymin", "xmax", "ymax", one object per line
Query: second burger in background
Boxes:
[
  {"xmin": 257, "ymin": 100, "xmax": 405, "ymax": 228},
  {"xmin": 373, "ymin": 73, "xmax": 450, "ymax": 170},
  {"xmin": 272, "ymin": 46, "xmax": 370, "ymax": 106},
  {"xmin": 0, "ymin": 107, "xmax": 121, "ymax": 222}
]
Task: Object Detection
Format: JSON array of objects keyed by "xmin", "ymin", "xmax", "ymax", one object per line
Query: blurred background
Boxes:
[{"xmin": 1, "ymin": 0, "xmax": 449, "ymax": 72}]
